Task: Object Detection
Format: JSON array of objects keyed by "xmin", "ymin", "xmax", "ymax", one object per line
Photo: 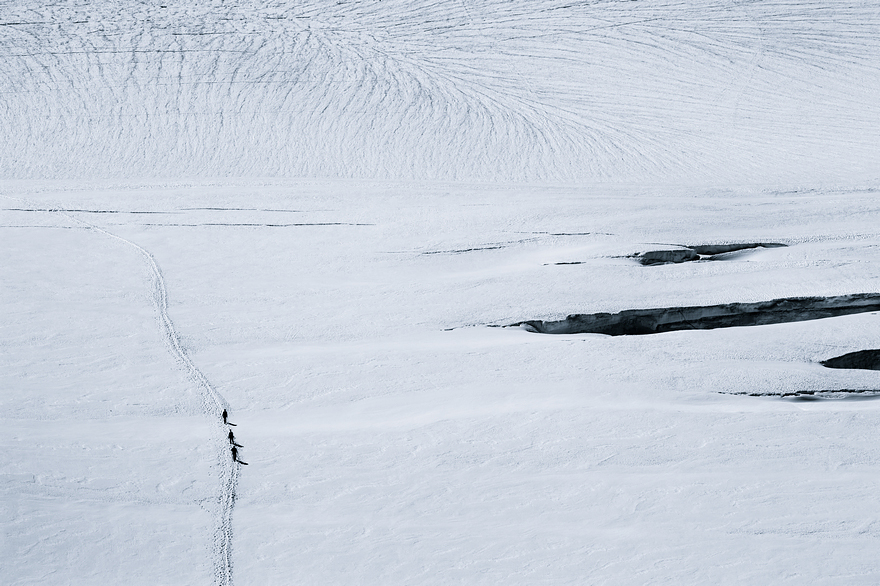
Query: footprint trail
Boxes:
[{"xmin": 2, "ymin": 195, "xmax": 240, "ymax": 586}]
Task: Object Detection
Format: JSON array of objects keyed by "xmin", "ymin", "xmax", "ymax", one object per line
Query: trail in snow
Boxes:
[{"xmin": 1, "ymin": 195, "xmax": 240, "ymax": 586}]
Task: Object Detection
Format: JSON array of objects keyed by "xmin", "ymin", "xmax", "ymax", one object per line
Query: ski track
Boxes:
[{"xmin": 1, "ymin": 195, "xmax": 239, "ymax": 586}]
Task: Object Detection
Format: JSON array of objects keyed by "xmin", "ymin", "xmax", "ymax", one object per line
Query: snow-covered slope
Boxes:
[
  {"xmin": 2, "ymin": 0, "xmax": 879, "ymax": 184},
  {"xmin": 4, "ymin": 1, "xmax": 880, "ymax": 585},
  {"xmin": 5, "ymin": 181, "xmax": 880, "ymax": 585}
]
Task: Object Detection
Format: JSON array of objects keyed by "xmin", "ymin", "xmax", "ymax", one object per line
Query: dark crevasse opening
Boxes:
[
  {"xmin": 636, "ymin": 243, "xmax": 786, "ymax": 265},
  {"xmin": 821, "ymin": 349, "xmax": 880, "ymax": 371},
  {"xmin": 511, "ymin": 293, "xmax": 880, "ymax": 336}
]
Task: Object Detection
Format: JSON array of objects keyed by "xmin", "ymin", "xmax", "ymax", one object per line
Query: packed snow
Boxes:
[{"xmin": 3, "ymin": 2, "xmax": 880, "ymax": 585}]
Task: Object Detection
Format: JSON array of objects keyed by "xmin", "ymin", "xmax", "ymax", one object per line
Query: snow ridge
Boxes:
[{"xmin": 1, "ymin": 194, "xmax": 238, "ymax": 586}]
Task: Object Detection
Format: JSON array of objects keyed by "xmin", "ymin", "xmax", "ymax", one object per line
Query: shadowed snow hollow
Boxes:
[{"xmin": 2, "ymin": 0, "xmax": 879, "ymax": 183}]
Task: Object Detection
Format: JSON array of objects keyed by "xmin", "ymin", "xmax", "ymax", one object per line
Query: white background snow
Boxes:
[{"xmin": 3, "ymin": 1, "xmax": 880, "ymax": 585}]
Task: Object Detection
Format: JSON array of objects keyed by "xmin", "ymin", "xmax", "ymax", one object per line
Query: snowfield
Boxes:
[
  {"xmin": 2, "ymin": 0, "xmax": 879, "ymax": 183},
  {"xmin": 3, "ymin": 2, "xmax": 880, "ymax": 586}
]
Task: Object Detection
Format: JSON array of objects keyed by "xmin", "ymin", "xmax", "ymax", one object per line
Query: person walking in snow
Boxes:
[
  {"xmin": 222, "ymin": 409, "xmax": 236, "ymax": 426},
  {"xmin": 231, "ymin": 446, "xmax": 247, "ymax": 465},
  {"xmin": 228, "ymin": 430, "xmax": 242, "ymax": 447}
]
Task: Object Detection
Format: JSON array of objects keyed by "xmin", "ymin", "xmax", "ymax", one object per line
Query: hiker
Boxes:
[
  {"xmin": 228, "ymin": 430, "xmax": 242, "ymax": 447},
  {"xmin": 222, "ymin": 409, "xmax": 236, "ymax": 426},
  {"xmin": 231, "ymin": 446, "xmax": 248, "ymax": 465}
]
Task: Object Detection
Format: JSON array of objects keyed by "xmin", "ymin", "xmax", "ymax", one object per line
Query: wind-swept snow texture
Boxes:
[{"xmin": 2, "ymin": 0, "xmax": 880, "ymax": 184}]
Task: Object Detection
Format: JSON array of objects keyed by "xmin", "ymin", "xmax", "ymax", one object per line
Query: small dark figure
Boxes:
[
  {"xmin": 231, "ymin": 446, "xmax": 248, "ymax": 465},
  {"xmin": 222, "ymin": 409, "xmax": 236, "ymax": 426},
  {"xmin": 228, "ymin": 430, "xmax": 242, "ymax": 448}
]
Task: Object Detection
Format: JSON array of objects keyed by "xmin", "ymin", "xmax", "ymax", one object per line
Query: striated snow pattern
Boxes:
[{"xmin": 1, "ymin": 0, "xmax": 879, "ymax": 183}]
